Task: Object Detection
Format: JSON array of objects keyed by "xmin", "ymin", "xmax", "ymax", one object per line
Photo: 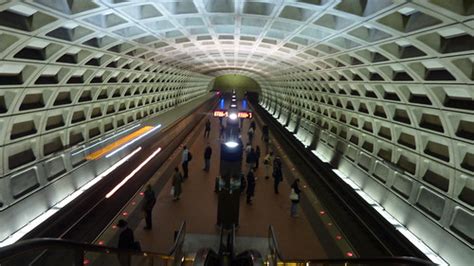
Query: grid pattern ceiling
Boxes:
[
  {"xmin": 0, "ymin": 0, "xmax": 472, "ymax": 263},
  {"xmin": 0, "ymin": 0, "xmax": 472, "ymax": 77}
]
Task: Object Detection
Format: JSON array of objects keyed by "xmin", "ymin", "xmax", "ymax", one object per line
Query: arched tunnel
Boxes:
[{"xmin": 0, "ymin": 1, "xmax": 472, "ymax": 265}]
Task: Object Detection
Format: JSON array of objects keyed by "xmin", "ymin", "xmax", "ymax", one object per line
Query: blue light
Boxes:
[
  {"xmin": 219, "ymin": 99, "xmax": 225, "ymax": 109},
  {"xmin": 242, "ymin": 99, "xmax": 247, "ymax": 109}
]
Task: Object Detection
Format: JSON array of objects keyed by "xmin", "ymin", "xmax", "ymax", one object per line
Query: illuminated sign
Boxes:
[
  {"xmin": 238, "ymin": 111, "xmax": 252, "ymax": 119},
  {"xmin": 213, "ymin": 110, "xmax": 252, "ymax": 119},
  {"xmin": 213, "ymin": 110, "xmax": 228, "ymax": 117}
]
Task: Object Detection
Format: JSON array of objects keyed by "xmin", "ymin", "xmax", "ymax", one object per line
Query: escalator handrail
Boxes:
[
  {"xmin": 0, "ymin": 238, "xmax": 167, "ymax": 260},
  {"xmin": 236, "ymin": 249, "xmax": 264, "ymax": 266},
  {"xmin": 193, "ymin": 248, "xmax": 218, "ymax": 266},
  {"xmin": 268, "ymin": 225, "xmax": 435, "ymax": 265},
  {"xmin": 268, "ymin": 225, "xmax": 284, "ymax": 263},
  {"xmin": 217, "ymin": 224, "xmax": 225, "ymax": 255},
  {"xmin": 168, "ymin": 220, "xmax": 186, "ymax": 255}
]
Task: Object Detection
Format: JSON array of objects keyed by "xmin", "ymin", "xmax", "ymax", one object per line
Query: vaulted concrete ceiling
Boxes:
[{"xmin": 0, "ymin": 0, "xmax": 472, "ymax": 265}]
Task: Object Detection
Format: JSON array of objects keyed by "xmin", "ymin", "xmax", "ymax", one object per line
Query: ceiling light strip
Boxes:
[
  {"xmin": 72, "ymin": 124, "xmax": 141, "ymax": 156},
  {"xmin": 105, "ymin": 147, "xmax": 162, "ymax": 199},
  {"xmin": 104, "ymin": 124, "xmax": 161, "ymax": 159},
  {"xmin": 0, "ymin": 148, "xmax": 141, "ymax": 247}
]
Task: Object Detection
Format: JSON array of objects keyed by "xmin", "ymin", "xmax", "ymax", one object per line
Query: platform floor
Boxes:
[{"xmin": 134, "ymin": 113, "xmax": 327, "ymax": 259}]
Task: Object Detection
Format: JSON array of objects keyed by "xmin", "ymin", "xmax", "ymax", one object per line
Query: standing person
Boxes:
[
  {"xmin": 204, "ymin": 119, "xmax": 211, "ymax": 138},
  {"xmin": 246, "ymin": 169, "xmax": 256, "ymax": 205},
  {"xmin": 250, "ymin": 119, "xmax": 256, "ymax": 131},
  {"xmin": 182, "ymin": 146, "xmax": 190, "ymax": 179},
  {"xmin": 290, "ymin": 179, "xmax": 301, "ymax": 217},
  {"xmin": 262, "ymin": 125, "xmax": 270, "ymax": 153},
  {"xmin": 255, "ymin": 145, "xmax": 261, "ymax": 169},
  {"xmin": 246, "ymin": 148, "xmax": 257, "ymax": 173},
  {"xmin": 272, "ymin": 156, "xmax": 282, "ymax": 194},
  {"xmin": 219, "ymin": 124, "xmax": 225, "ymax": 140},
  {"xmin": 142, "ymin": 185, "xmax": 156, "ymax": 230},
  {"xmin": 264, "ymin": 152, "xmax": 273, "ymax": 179},
  {"xmin": 245, "ymin": 142, "xmax": 252, "ymax": 155},
  {"xmin": 117, "ymin": 219, "xmax": 135, "ymax": 266},
  {"xmin": 261, "ymin": 125, "xmax": 269, "ymax": 140},
  {"xmin": 172, "ymin": 167, "xmax": 183, "ymax": 200},
  {"xmin": 203, "ymin": 143, "xmax": 212, "ymax": 171},
  {"xmin": 247, "ymin": 126, "xmax": 255, "ymax": 144}
]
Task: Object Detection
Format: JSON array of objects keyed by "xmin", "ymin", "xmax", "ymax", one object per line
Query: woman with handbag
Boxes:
[{"xmin": 290, "ymin": 179, "xmax": 301, "ymax": 217}]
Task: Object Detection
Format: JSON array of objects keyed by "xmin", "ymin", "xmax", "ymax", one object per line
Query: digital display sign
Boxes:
[
  {"xmin": 213, "ymin": 110, "xmax": 252, "ymax": 119},
  {"xmin": 213, "ymin": 110, "xmax": 227, "ymax": 117},
  {"xmin": 237, "ymin": 111, "xmax": 252, "ymax": 119}
]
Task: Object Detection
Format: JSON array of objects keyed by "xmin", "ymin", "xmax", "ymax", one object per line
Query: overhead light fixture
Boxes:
[
  {"xmin": 225, "ymin": 141, "xmax": 239, "ymax": 148},
  {"xmin": 229, "ymin": 113, "xmax": 237, "ymax": 120},
  {"xmin": 230, "ymin": 104, "xmax": 237, "ymax": 107},
  {"xmin": 106, "ymin": 147, "xmax": 162, "ymax": 198}
]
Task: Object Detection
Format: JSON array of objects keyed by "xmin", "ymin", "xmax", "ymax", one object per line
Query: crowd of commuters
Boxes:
[{"xmin": 117, "ymin": 112, "xmax": 304, "ymax": 255}]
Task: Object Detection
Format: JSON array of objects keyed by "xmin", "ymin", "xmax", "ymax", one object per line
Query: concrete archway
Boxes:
[{"xmin": 212, "ymin": 74, "xmax": 261, "ymax": 98}]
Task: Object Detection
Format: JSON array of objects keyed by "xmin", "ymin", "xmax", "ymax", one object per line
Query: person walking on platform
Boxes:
[
  {"xmin": 290, "ymin": 179, "xmax": 301, "ymax": 217},
  {"xmin": 262, "ymin": 125, "xmax": 270, "ymax": 152},
  {"xmin": 264, "ymin": 152, "xmax": 273, "ymax": 179},
  {"xmin": 203, "ymin": 143, "xmax": 212, "ymax": 171},
  {"xmin": 142, "ymin": 185, "xmax": 156, "ymax": 230},
  {"xmin": 182, "ymin": 146, "xmax": 191, "ymax": 179},
  {"xmin": 204, "ymin": 119, "xmax": 211, "ymax": 138},
  {"xmin": 255, "ymin": 145, "xmax": 261, "ymax": 169},
  {"xmin": 246, "ymin": 148, "xmax": 257, "ymax": 173},
  {"xmin": 172, "ymin": 167, "xmax": 183, "ymax": 200},
  {"xmin": 272, "ymin": 156, "xmax": 283, "ymax": 194},
  {"xmin": 247, "ymin": 126, "xmax": 255, "ymax": 144},
  {"xmin": 246, "ymin": 169, "xmax": 256, "ymax": 205}
]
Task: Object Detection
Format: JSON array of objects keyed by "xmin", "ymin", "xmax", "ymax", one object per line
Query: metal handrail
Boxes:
[
  {"xmin": 168, "ymin": 220, "xmax": 186, "ymax": 255},
  {"xmin": 268, "ymin": 225, "xmax": 283, "ymax": 266},
  {"xmin": 268, "ymin": 225, "xmax": 436, "ymax": 265},
  {"xmin": 0, "ymin": 238, "xmax": 168, "ymax": 260},
  {"xmin": 230, "ymin": 224, "xmax": 236, "ymax": 259}
]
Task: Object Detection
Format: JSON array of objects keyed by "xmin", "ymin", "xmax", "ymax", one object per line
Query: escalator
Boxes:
[
  {"xmin": 0, "ymin": 223, "xmax": 435, "ymax": 266},
  {"xmin": 193, "ymin": 225, "xmax": 263, "ymax": 266}
]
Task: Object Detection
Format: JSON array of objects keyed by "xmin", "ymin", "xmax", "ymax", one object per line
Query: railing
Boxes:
[
  {"xmin": 168, "ymin": 221, "xmax": 186, "ymax": 266},
  {"xmin": 0, "ymin": 221, "xmax": 187, "ymax": 266},
  {"xmin": 268, "ymin": 225, "xmax": 437, "ymax": 266},
  {"xmin": 268, "ymin": 225, "xmax": 283, "ymax": 266},
  {"xmin": 0, "ymin": 238, "xmax": 170, "ymax": 266}
]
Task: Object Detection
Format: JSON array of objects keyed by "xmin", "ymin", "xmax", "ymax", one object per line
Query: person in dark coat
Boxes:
[
  {"xmin": 261, "ymin": 125, "xmax": 269, "ymax": 140},
  {"xmin": 204, "ymin": 119, "xmax": 211, "ymax": 138},
  {"xmin": 250, "ymin": 120, "xmax": 256, "ymax": 131},
  {"xmin": 142, "ymin": 185, "xmax": 156, "ymax": 230},
  {"xmin": 255, "ymin": 145, "xmax": 261, "ymax": 169},
  {"xmin": 172, "ymin": 167, "xmax": 183, "ymax": 200},
  {"xmin": 247, "ymin": 126, "xmax": 255, "ymax": 144},
  {"xmin": 290, "ymin": 179, "xmax": 301, "ymax": 217},
  {"xmin": 182, "ymin": 146, "xmax": 189, "ymax": 179},
  {"xmin": 117, "ymin": 219, "xmax": 135, "ymax": 266},
  {"xmin": 272, "ymin": 156, "xmax": 282, "ymax": 194},
  {"xmin": 262, "ymin": 125, "xmax": 270, "ymax": 153},
  {"xmin": 203, "ymin": 143, "xmax": 212, "ymax": 171},
  {"xmin": 246, "ymin": 169, "xmax": 256, "ymax": 205},
  {"xmin": 246, "ymin": 148, "xmax": 257, "ymax": 173}
]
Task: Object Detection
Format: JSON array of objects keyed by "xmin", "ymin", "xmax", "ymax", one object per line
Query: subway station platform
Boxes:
[{"xmin": 103, "ymin": 108, "xmax": 334, "ymax": 259}]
